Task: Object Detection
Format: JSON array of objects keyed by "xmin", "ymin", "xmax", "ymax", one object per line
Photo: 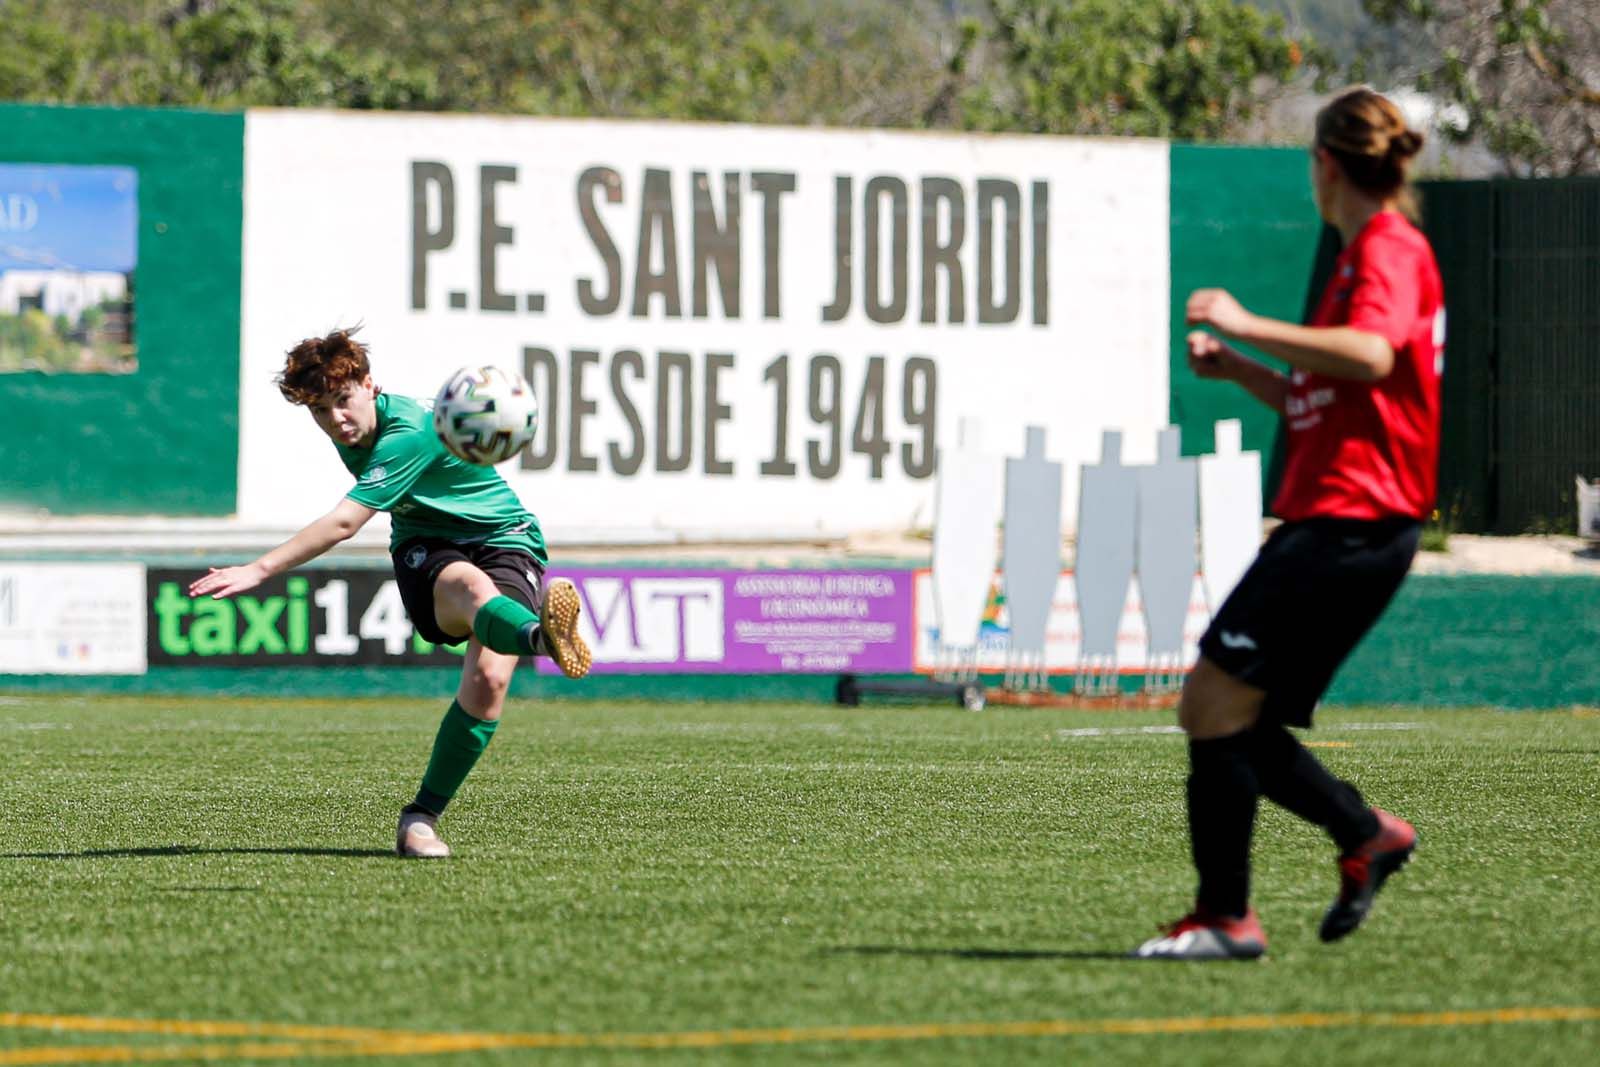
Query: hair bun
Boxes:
[{"xmin": 1390, "ymin": 128, "xmax": 1424, "ymax": 160}]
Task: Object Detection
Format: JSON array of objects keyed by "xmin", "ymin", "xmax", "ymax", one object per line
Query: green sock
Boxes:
[
  {"xmin": 472, "ymin": 595, "xmax": 540, "ymax": 655},
  {"xmin": 417, "ymin": 700, "xmax": 500, "ymax": 811}
]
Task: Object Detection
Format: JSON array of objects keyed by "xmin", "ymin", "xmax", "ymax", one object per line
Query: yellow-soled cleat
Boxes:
[{"xmin": 540, "ymin": 578, "xmax": 592, "ymax": 679}]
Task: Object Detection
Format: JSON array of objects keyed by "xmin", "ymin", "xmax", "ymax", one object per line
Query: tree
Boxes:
[
  {"xmin": 318, "ymin": 0, "xmax": 961, "ymax": 127},
  {"xmin": 162, "ymin": 0, "xmax": 435, "ymax": 108},
  {"xmin": 0, "ymin": 0, "xmax": 434, "ymax": 109},
  {"xmin": 1365, "ymin": 0, "xmax": 1600, "ymax": 175},
  {"xmin": 1245, "ymin": 0, "xmax": 1425, "ymax": 84},
  {"xmin": 0, "ymin": 0, "xmax": 964, "ymax": 125},
  {"xmin": 0, "ymin": 0, "xmax": 1325, "ymax": 142},
  {"xmin": 966, "ymin": 0, "xmax": 1325, "ymax": 140}
]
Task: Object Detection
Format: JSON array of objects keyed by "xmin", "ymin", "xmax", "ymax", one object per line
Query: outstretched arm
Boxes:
[
  {"xmin": 1187, "ymin": 288, "xmax": 1395, "ymax": 382},
  {"xmin": 188, "ymin": 497, "xmax": 377, "ymax": 599}
]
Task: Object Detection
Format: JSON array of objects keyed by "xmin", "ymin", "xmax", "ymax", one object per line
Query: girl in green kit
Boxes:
[{"xmin": 189, "ymin": 328, "xmax": 590, "ymax": 858}]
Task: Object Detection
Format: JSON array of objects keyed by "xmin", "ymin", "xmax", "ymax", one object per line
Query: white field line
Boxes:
[{"xmin": 1056, "ymin": 722, "xmax": 1424, "ymax": 740}]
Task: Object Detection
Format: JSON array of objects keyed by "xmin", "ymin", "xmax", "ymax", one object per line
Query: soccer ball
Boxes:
[{"xmin": 432, "ymin": 366, "xmax": 539, "ymax": 465}]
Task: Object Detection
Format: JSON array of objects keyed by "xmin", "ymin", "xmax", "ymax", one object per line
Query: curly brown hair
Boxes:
[{"xmin": 276, "ymin": 327, "xmax": 373, "ymax": 406}]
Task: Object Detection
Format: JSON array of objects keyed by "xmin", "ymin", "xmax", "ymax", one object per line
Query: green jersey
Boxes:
[{"xmin": 335, "ymin": 392, "xmax": 547, "ymax": 563}]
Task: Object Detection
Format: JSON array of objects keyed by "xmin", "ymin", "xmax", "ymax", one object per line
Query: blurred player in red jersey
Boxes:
[{"xmin": 1135, "ymin": 88, "xmax": 1443, "ymax": 960}]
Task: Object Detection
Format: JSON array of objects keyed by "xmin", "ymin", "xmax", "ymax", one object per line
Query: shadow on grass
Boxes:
[
  {"xmin": 160, "ymin": 885, "xmax": 262, "ymax": 892},
  {"xmin": 0, "ymin": 845, "xmax": 392, "ymax": 859},
  {"xmin": 829, "ymin": 945, "xmax": 1134, "ymax": 962}
]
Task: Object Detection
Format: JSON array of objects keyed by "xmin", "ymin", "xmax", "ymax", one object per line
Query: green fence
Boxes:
[
  {"xmin": 1172, "ymin": 171, "xmax": 1600, "ymax": 532},
  {"xmin": 1421, "ymin": 177, "xmax": 1600, "ymax": 534},
  {"xmin": 1168, "ymin": 144, "xmax": 1324, "ymax": 466},
  {"xmin": 1328, "ymin": 573, "xmax": 1600, "ymax": 709}
]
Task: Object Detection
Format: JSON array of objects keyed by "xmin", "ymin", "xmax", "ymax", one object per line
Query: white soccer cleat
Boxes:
[
  {"xmin": 1132, "ymin": 906, "xmax": 1267, "ymax": 960},
  {"xmin": 395, "ymin": 810, "xmax": 451, "ymax": 859},
  {"xmin": 540, "ymin": 578, "xmax": 592, "ymax": 679}
]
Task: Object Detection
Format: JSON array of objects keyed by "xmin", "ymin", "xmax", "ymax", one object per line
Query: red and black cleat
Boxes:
[{"xmin": 1320, "ymin": 807, "xmax": 1417, "ymax": 943}]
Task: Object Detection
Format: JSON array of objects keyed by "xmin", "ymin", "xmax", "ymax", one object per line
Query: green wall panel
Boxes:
[
  {"xmin": 1327, "ymin": 574, "xmax": 1600, "ymax": 709},
  {"xmin": 1168, "ymin": 144, "xmax": 1323, "ymax": 469},
  {"xmin": 0, "ymin": 104, "xmax": 243, "ymax": 514}
]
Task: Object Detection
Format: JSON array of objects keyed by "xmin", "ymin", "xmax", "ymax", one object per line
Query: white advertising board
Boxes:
[
  {"xmin": 0, "ymin": 563, "xmax": 147, "ymax": 674},
  {"xmin": 240, "ymin": 112, "xmax": 1168, "ymax": 540}
]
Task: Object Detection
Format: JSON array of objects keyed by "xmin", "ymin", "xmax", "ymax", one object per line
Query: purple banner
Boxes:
[{"xmin": 539, "ymin": 568, "xmax": 914, "ymax": 674}]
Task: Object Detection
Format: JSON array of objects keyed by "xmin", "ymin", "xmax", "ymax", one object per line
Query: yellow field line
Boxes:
[
  {"xmin": 0, "ymin": 1038, "xmax": 549, "ymax": 1066},
  {"xmin": 1, "ymin": 1006, "xmax": 1596, "ymax": 1063},
  {"xmin": 0, "ymin": 1041, "xmax": 366, "ymax": 1064},
  {"xmin": 0, "ymin": 1038, "xmax": 512, "ymax": 1065},
  {"xmin": 0, "ymin": 1018, "xmax": 403, "ymax": 1043}
]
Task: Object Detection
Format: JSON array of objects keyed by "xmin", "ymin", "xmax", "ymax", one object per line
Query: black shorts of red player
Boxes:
[{"xmin": 1198, "ymin": 516, "xmax": 1421, "ymax": 727}]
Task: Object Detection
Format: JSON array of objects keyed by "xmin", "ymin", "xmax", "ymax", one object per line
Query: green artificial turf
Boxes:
[{"xmin": 0, "ymin": 695, "xmax": 1595, "ymax": 1065}]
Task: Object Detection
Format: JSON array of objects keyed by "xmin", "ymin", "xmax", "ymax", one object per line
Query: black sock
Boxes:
[
  {"xmin": 523, "ymin": 621, "xmax": 548, "ymax": 656},
  {"xmin": 1187, "ymin": 730, "xmax": 1260, "ymax": 918},
  {"xmin": 1245, "ymin": 721, "xmax": 1379, "ymax": 852},
  {"xmin": 406, "ymin": 787, "xmax": 451, "ymax": 819}
]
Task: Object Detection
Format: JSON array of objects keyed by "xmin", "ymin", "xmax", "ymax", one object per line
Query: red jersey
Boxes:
[{"xmin": 1272, "ymin": 210, "xmax": 1444, "ymax": 521}]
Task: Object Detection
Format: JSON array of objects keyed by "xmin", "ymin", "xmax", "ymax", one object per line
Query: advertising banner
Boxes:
[
  {"xmin": 149, "ymin": 566, "xmax": 914, "ymax": 673},
  {"xmin": 148, "ymin": 567, "xmax": 454, "ymax": 667},
  {"xmin": 911, "ymin": 569, "xmax": 1209, "ymax": 674},
  {"xmin": 0, "ymin": 163, "xmax": 138, "ymax": 374},
  {"xmin": 238, "ymin": 112, "xmax": 1169, "ymax": 540},
  {"xmin": 576, "ymin": 568, "xmax": 911, "ymax": 674},
  {"xmin": 0, "ymin": 563, "xmax": 146, "ymax": 673}
]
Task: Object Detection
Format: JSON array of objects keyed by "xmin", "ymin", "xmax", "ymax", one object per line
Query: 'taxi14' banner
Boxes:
[
  {"xmin": 237, "ymin": 113, "xmax": 1170, "ymax": 540},
  {"xmin": 148, "ymin": 567, "xmax": 914, "ymax": 673}
]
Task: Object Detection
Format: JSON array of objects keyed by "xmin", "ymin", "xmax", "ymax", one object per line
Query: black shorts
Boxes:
[
  {"xmin": 1198, "ymin": 516, "xmax": 1421, "ymax": 727},
  {"xmin": 392, "ymin": 537, "xmax": 546, "ymax": 645}
]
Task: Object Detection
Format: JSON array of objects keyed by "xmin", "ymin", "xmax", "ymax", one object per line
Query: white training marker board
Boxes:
[
  {"xmin": 1074, "ymin": 430, "xmax": 1138, "ymax": 660},
  {"xmin": 931, "ymin": 418, "xmax": 1002, "ymax": 653},
  {"xmin": 1003, "ymin": 426, "xmax": 1064, "ymax": 658},
  {"xmin": 1198, "ymin": 418, "xmax": 1262, "ymax": 610},
  {"xmin": 1136, "ymin": 427, "xmax": 1198, "ymax": 659}
]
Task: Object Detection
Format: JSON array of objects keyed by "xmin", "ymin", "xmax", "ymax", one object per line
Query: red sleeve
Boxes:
[{"xmin": 1344, "ymin": 234, "xmax": 1421, "ymax": 351}]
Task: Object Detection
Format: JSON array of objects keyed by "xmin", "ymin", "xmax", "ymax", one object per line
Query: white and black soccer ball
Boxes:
[{"xmin": 432, "ymin": 366, "xmax": 539, "ymax": 465}]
